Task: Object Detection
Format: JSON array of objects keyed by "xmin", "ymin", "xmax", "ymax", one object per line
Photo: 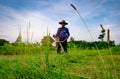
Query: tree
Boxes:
[
  {"xmin": 15, "ymin": 27, "xmax": 22, "ymax": 43},
  {"xmin": 70, "ymin": 37, "xmax": 75, "ymax": 42},
  {"xmin": 41, "ymin": 36, "xmax": 54, "ymax": 46},
  {"xmin": 98, "ymin": 24, "xmax": 105, "ymax": 41},
  {"xmin": 0, "ymin": 39, "xmax": 9, "ymax": 46}
]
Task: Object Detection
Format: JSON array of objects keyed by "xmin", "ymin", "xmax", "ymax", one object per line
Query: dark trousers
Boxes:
[{"xmin": 57, "ymin": 38, "xmax": 67, "ymax": 53}]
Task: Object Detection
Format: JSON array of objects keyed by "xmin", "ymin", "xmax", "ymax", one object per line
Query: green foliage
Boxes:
[
  {"xmin": 0, "ymin": 47, "xmax": 120, "ymax": 79},
  {"xmin": 111, "ymin": 46, "xmax": 120, "ymax": 55},
  {"xmin": 0, "ymin": 39, "xmax": 9, "ymax": 46},
  {"xmin": 0, "ymin": 24, "xmax": 119, "ymax": 79},
  {"xmin": 68, "ymin": 40, "xmax": 115, "ymax": 50},
  {"xmin": 41, "ymin": 36, "xmax": 54, "ymax": 46},
  {"xmin": 0, "ymin": 55, "xmax": 42, "ymax": 79},
  {"xmin": 70, "ymin": 37, "xmax": 75, "ymax": 42},
  {"xmin": 0, "ymin": 43, "xmax": 42, "ymax": 55},
  {"xmin": 98, "ymin": 30, "xmax": 105, "ymax": 41},
  {"xmin": 0, "ymin": 20, "xmax": 119, "ymax": 79},
  {"xmin": 98, "ymin": 24, "xmax": 105, "ymax": 41}
]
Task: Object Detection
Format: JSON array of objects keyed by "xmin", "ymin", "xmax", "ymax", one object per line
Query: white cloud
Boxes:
[
  {"xmin": 0, "ymin": 4, "xmax": 60, "ymax": 43},
  {"xmin": 0, "ymin": 0, "xmax": 120, "ymax": 44}
]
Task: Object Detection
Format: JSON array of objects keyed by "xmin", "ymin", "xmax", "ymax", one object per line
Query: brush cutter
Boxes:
[{"xmin": 53, "ymin": 36, "xmax": 66, "ymax": 53}]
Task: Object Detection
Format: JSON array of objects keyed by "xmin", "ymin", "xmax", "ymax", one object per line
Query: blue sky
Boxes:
[{"xmin": 0, "ymin": 0, "xmax": 120, "ymax": 44}]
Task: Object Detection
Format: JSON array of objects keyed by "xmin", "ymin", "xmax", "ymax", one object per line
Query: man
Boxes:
[{"xmin": 53, "ymin": 20, "xmax": 70, "ymax": 54}]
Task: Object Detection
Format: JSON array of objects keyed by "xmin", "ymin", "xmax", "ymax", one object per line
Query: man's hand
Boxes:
[
  {"xmin": 53, "ymin": 35, "xmax": 56, "ymax": 38},
  {"xmin": 61, "ymin": 37, "xmax": 68, "ymax": 43}
]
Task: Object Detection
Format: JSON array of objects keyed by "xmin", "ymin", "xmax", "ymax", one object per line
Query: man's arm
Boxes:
[
  {"xmin": 56, "ymin": 28, "xmax": 59, "ymax": 37},
  {"xmin": 66, "ymin": 28, "xmax": 70, "ymax": 38},
  {"xmin": 53, "ymin": 28, "xmax": 60, "ymax": 38}
]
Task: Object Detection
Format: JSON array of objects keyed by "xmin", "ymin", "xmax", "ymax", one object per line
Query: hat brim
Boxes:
[{"xmin": 59, "ymin": 22, "xmax": 68, "ymax": 25}]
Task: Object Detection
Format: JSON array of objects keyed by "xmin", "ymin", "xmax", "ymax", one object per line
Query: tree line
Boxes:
[
  {"xmin": 0, "ymin": 37, "xmax": 116, "ymax": 50},
  {"xmin": 68, "ymin": 40, "xmax": 115, "ymax": 49}
]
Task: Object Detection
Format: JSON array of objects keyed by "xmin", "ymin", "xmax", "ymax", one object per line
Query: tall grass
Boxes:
[
  {"xmin": 70, "ymin": 4, "xmax": 117, "ymax": 79},
  {"xmin": 107, "ymin": 46, "xmax": 119, "ymax": 79},
  {"xmin": 44, "ymin": 28, "xmax": 50, "ymax": 74},
  {"xmin": 0, "ymin": 46, "xmax": 120, "ymax": 79},
  {"xmin": 0, "ymin": 22, "xmax": 120, "ymax": 79}
]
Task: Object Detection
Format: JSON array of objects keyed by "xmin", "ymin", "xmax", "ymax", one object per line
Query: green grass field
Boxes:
[{"xmin": 0, "ymin": 45, "xmax": 120, "ymax": 79}]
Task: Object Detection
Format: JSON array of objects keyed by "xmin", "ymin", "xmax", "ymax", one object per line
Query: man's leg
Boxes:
[
  {"xmin": 57, "ymin": 43, "xmax": 61, "ymax": 54},
  {"xmin": 62, "ymin": 40, "xmax": 67, "ymax": 53}
]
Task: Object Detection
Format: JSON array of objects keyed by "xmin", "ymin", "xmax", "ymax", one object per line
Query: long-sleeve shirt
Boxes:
[{"xmin": 56, "ymin": 27, "xmax": 70, "ymax": 38}]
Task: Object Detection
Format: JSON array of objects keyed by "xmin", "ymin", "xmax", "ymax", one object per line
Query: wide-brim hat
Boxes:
[{"xmin": 59, "ymin": 20, "xmax": 68, "ymax": 25}]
